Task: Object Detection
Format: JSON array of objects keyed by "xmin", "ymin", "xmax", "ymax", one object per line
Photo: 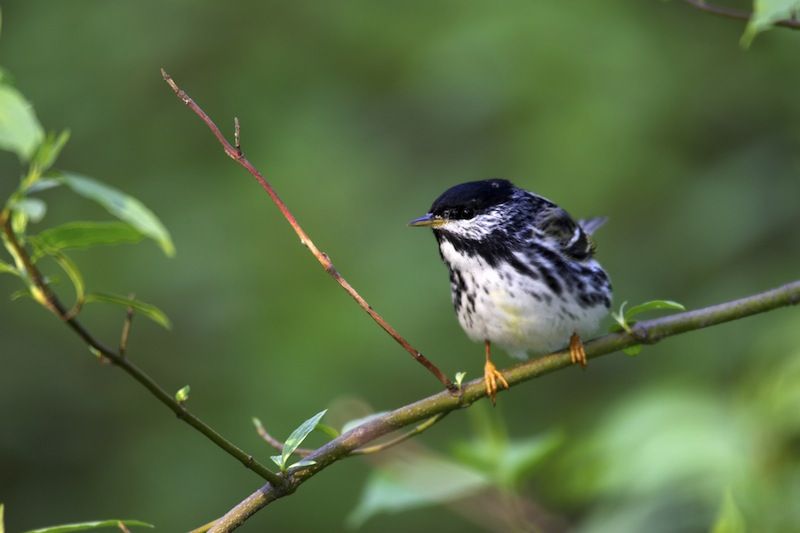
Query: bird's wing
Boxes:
[{"xmin": 533, "ymin": 204, "xmax": 598, "ymax": 261}]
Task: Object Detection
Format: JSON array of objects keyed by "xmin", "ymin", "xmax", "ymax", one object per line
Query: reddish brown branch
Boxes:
[
  {"xmin": 682, "ymin": 0, "xmax": 800, "ymax": 29},
  {"xmin": 161, "ymin": 69, "xmax": 454, "ymax": 391}
]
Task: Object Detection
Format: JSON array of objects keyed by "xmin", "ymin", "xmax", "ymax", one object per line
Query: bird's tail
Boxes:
[{"xmin": 578, "ymin": 216, "xmax": 608, "ymax": 236}]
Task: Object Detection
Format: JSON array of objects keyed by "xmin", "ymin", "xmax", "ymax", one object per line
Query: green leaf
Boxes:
[
  {"xmin": 0, "ymin": 83, "xmax": 44, "ymax": 161},
  {"xmin": 288, "ymin": 458, "xmax": 317, "ymax": 470},
  {"xmin": 58, "ymin": 173, "xmax": 175, "ymax": 257},
  {"xmin": 0, "ymin": 260, "xmax": 20, "ymax": 277},
  {"xmin": 623, "ymin": 344, "xmax": 643, "ymax": 357},
  {"xmin": 270, "ymin": 455, "xmax": 283, "ymax": 468},
  {"xmin": 742, "ymin": 0, "xmax": 800, "ymax": 46},
  {"xmin": 711, "ymin": 488, "xmax": 746, "ymax": 533},
  {"xmin": 32, "ymin": 222, "xmax": 143, "ymax": 254},
  {"xmin": 22, "ymin": 519, "xmax": 154, "ymax": 533},
  {"xmin": 31, "ymin": 130, "xmax": 70, "ymax": 173},
  {"xmin": 281, "ymin": 409, "xmax": 327, "ymax": 468},
  {"xmin": 25, "ymin": 177, "xmax": 62, "ymax": 194},
  {"xmin": 347, "ymin": 454, "xmax": 490, "ymax": 528},
  {"xmin": 315, "ymin": 423, "xmax": 340, "ymax": 439},
  {"xmin": 455, "ymin": 371, "xmax": 467, "ymax": 388},
  {"xmin": 52, "ymin": 253, "xmax": 85, "ymax": 310},
  {"xmin": 11, "ymin": 197, "xmax": 46, "ymax": 223},
  {"xmin": 175, "ymin": 385, "xmax": 190, "ymax": 403},
  {"xmin": 624, "ymin": 300, "xmax": 685, "ymax": 321},
  {"xmin": 84, "ymin": 292, "xmax": 171, "ymax": 329}
]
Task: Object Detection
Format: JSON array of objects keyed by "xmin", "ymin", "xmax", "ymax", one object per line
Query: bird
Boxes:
[{"xmin": 409, "ymin": 179, "xmax": 612, "ymax": 404}]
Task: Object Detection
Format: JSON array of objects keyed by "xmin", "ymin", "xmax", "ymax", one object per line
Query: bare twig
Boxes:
[
  {"xmin": 0, "ymin": 213, "xmax": 282, "ymax": 486},
  {"xmin": 206, "ymin": 280, "xmax": 800, "ymax": 532},
  {"xmin": 682, "ymin": 0, "xmax": 800, "ymax": 29},
  {"xmin": 253, "ymin": 417, "xmax": 312, "ymax": 457},
  {"xmin": 161, "ymin": 69, "xmax": 455, "ymax": 392}
]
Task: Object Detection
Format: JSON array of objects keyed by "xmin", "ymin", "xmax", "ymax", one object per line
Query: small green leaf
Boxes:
[
  {"xmin": 0, "ymin": 260, "xmax": 20, "ymax": 277},
  {"xmin": 22, "ymin": 519, "xmax": 154, "ymax": 533},
  {"xmin": 32, "ymin": 222, "xmax": 143, "ymax": 254},
  {"xmin": 270, "ymin": 455, "xmax": 284, "ymax": 469},
  {"xmin": 623, "ymin": 344, "xmax": 643, "ymax": 357},
  {"xmin": 52, "ymin": 253, "xmax": 85, "ymax": 310},
  {"xmin": 58, "ymin": 173, "xmax": 175, "ymax": 257},
  {"xmin": 281, "ymin": 409, "xmax": 327, "ymax": 467},
  {"xmin": 175, "ymin": 385, "xmax": 190, "ymax": 403},
  {"xmin": 455, "ymin": 371, "xmax": 467, "ymax": 388},
  {"xmin": 742, "ymin": 0, "xmax": 800, "ymax": 46},
  {"xmin": 288, "ymin": 459, "xmax": 317, "ymax": 470},
  {"xmin": 10, "ymin": 288, "xmax": 33, "ymax": 301},
  {"xmin": 315, "ymin": 423, "xmax": 340, "ymax": 439},
  {"xmin": 84, "ymin": 292, "xmax": 171, "ymax": 329},
  {"xmin": 624, "ymin": 300, "xmax": 685, "ymax": 321},
  {"xmin": 11, "ymin": 197, "xmax": 46, "ymax": 223},
  {"xmin": 0, "ymin": 83, "xmax": 44, "ymax": 161},
  {"xmin": 31, "ymin": 130, "xmax": 70, "ymax": 173},
  {"xmin": 711, "ymin": 488, "xmax": 746, "ymax": 533},
  {"xmin": 25, "ymin": 177, "xmax": 61, "ymax": 194}
]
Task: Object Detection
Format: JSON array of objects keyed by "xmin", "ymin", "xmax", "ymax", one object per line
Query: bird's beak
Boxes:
[{"xmin": 408, "ymin": 213, "xmax": 445, "ymax": 228}]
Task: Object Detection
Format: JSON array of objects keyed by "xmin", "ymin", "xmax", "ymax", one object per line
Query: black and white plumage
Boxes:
[{"xmin": 410, "ymin": 179, "xmax": 612, "ymax": 394}]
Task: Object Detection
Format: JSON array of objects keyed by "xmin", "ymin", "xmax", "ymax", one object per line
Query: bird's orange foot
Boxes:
[
  {"xmin": 569, "ymin": 332, "xmax": 587, "ymax": 368},
  {"xmin": 484, "ymin": 358, "xmax": 509, "ymax": 405}
]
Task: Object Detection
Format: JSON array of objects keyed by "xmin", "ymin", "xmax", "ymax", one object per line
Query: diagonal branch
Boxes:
[
  {"xmin": 682, "ymin": 0, "xmax": 800, "ymax": 29},
  {"xmin": 206, "ymin": 280, "xmax": 800, "ymax": 532},
  {"xmin": 0, "ymin": 212, "xmax": 283, "ymax": 487},
  {"xmin": 160, "ymin": 69, "xmax": 454, "ymax": 392}
]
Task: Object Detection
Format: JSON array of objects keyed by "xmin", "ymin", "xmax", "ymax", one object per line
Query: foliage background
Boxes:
[{"xmin": 1, "ymin": 1, "xmax": 799, "ymax": 531}]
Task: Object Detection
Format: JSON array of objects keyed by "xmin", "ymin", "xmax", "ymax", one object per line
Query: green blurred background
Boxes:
[{"xmin": 2, "ymin": 1, "xmax": 799, "ymax": 531}]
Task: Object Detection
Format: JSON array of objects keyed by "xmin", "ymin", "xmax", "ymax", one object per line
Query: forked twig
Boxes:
[{"xmin": 160, "ymin": 69, "xmax": 454, "ymax": 392}]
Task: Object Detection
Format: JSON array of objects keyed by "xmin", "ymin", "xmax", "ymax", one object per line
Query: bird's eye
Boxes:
[{"xmin": 442, "ymin": 209, "xmax": 451, "ymax": 218}]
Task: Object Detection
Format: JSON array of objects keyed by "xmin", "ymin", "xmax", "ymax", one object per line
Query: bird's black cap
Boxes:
[{"xmin": 429, "ymin": 179, "xmax": 515, "ymax": 217}]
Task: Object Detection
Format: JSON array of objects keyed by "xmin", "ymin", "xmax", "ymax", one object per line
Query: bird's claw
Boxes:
[
  {"xmin": 484, "ymin": 359, "xmax": 509, "ymax": 405},
  {"xmin": 569, "ymin": 332, "xmax": 588, "ymax": 368}
]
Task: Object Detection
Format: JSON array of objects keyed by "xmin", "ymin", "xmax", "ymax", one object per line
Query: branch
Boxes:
[
  {"xmin": 160, "ymin": 69, "xmax": 454, "ymax": 392},
  {"xmin": 207, "ymin": 280, "xmax": 800, "ymax": 531},
  {"xmin": 0, "ymin": 213, "xmax": 283, "ymax": 487},
  {"xmin": 682, "ymin": 0, "xmax": 800, "ymax": 29}
]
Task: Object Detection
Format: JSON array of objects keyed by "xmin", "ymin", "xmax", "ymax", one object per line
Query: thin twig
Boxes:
[
  {"xmin": 682, "ymin": 0, "xmax": 800, "ymax": 29},
  {"xmin": 161, "ymin": 69, "xmax": 455, "ymax": 392},
  {"xmin": 0, "ymin": 213, "xmax": 283, "ymax": 487},
  {"xmin": 207, "ymin": 280, "xmax": 800, "ymax": 532},
  {"xmin": 351, "ymin": 412, "xmax": 447, "ymax": 455},
  {"xmin": 253, "ymin": 417, "xmax": 312, "ymax": 457}
]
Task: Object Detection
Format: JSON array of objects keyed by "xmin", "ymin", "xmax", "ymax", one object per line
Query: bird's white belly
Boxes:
[{"xmin": 441, "ymin": 243, "xmax": 607, "ymax": 360}]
